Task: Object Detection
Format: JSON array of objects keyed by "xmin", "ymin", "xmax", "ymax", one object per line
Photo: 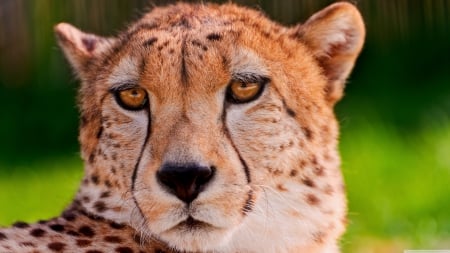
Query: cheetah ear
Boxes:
[
  {"xmin": 293, "ymin": 2, "xmax": 365, "ymax": 104},
  {"xmin": 54, "ymin": 23, "xmax": 114, "ymax": 77}
]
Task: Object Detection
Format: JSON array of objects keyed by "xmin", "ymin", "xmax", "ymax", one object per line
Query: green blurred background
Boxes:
[{"xmin": 0, "ymin": 0, "xmax": 449, "ymax": 252}]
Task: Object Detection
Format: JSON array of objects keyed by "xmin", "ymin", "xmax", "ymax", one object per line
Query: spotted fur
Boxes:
[{"xmin": 0, "ymin": 2, "xmax": 364, "ymax": 253}]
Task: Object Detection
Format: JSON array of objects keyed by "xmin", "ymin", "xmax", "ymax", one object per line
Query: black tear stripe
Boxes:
[
  {"xmin": 131, "ymin": 110, "xmax": 152, "ymax": 219},
  {"xmin": 242, "ymin": 189, "xmax": 254, "ymax": 215},
  {"xmin": 180, "ymin": 36, "xmax": 188, "ymax": 85},
  {"xmin": 221, "ymin": 109, "xmax": 251, "ymax": 183}
]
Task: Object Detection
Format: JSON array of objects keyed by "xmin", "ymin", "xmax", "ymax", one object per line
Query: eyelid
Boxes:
[
  {"xmin": 231, "ymin": 73, "xmax": 271, "ymax": 84},
  {"xmin": 109, "ymin": 82, "xmax": 141, "ymax": 92}
]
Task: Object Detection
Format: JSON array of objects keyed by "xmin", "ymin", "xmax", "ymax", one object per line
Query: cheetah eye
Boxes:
[
  {"xmin": 114, "ymin": 87, "xmax": 148, "ymax": 111},
  {"xmin": 226, "ymin": 80, "xmax": 265, "ymax": 104}
]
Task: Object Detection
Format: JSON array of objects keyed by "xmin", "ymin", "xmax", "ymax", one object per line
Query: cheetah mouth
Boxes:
[{"xmin": 174, "ymin": 216, "xmax": 213, "ymax": 231}]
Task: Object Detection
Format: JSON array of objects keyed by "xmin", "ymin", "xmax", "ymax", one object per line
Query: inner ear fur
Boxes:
[
  {"xmin": 293, "ymin": 2, "xmax": 365, "ymax": 104},
  {"xmin": 54, "ymin": 23, "xmax": 115, "ymax": 78}
]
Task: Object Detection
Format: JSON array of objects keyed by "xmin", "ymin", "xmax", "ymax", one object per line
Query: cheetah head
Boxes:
[{"xmin": 55, "ymin": 2, "xmax": 364, "ymax": 252}]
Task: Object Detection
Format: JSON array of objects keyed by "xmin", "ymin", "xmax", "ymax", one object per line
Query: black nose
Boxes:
[{"xmin": 156, "ymin": 163, "xmax": 215, "ymax": 203}]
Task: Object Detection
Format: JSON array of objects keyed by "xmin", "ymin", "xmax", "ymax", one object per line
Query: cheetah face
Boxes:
[{"xmin": 55, "ymin": 3, "xmax": 364, "ymax": 252}]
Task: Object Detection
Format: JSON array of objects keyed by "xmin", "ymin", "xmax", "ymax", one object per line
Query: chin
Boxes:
[{"xmin": 159, "ymin": 221, "xmax": 234, "ymax": 252}]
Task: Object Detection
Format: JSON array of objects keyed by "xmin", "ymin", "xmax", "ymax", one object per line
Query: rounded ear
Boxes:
[
  {"xmin": 54, "ymin": 23, "xmax": 115, "ymax": 78},
  {"xmin": 292, "ymin": 2, "xmax": 365, "ymax": 105}
]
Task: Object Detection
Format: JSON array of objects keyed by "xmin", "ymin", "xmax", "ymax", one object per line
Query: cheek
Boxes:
[
  {"xmin": 95, "ymin": 105, "xmax": 149, "ymax": 186},
  {"xmin": 226, "ymin": 104, "xmax": 303, "ymax": 181}
]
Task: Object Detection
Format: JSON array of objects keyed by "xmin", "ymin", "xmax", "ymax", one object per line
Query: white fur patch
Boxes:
[
  {"xmin": 230, "ymin": 47, "xmax": 269, "ymax": 78},
  {"xmin": 108, "ymin": 56, "xmax": 140, "ymax": 85}
]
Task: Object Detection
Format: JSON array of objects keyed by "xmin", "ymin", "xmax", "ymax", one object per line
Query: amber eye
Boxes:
[
  {"xmin": 114, "ymin": 87, "xmax": 148, "ymax": 110},
  {"xmin": 226, "ymin": 81, "xmax": 265, "ymax": 103}
]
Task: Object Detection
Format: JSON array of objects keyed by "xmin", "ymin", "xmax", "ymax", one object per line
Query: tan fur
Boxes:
[{"xmin": 0, "ymin": 2, "xmax": 364, "ymax": 253}]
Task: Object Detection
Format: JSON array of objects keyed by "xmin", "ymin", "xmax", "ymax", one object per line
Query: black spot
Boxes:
[
  {"xmin": 13, "ymin": 221, "xmax": 29, "ymax": 228},
  {"xmin": 89, "ymin": 153, "xmax": 95, "ymax": 164},
  {"xmin": 178, "ymin": 16, "xmax": 191, "ymax": 28},
  {"xmin": 191, "ymin": 40, "xmax": 208, "ymax": 51},
  {"xmin": 286, "ymin": 107, "xmax": 296, "ymax": 117},
  {"xmin": 82, "ymin": 196, "xmax": 91, "ymax": 203},
  {"xmin": 96, "ymin": 126, "xmax": 103, "ymax": 139},
  {"xmin": 94, "ymin": 201, "xmax": 107, "ymax": 212},
  {"xmin": 78, "ymin": 226, "xmax": 95, "ymax": 237},
  {"xmin": 160, "ymin": 41, "xmax": 169, "ymax": 50},
  {"xmin": 262, "ymin": 31, "xmax": 271, "ymax": 38},
  {"xmin": 0, "ymin": 232, "xmax": 7, "ymax": 240},
  {"xmin": 100, "ymin": 191, "xmax": 111, "ymax": 198},
  {"xmin": 86, "ymin": 250, "xmax": 103, "ymax": 253},
  {"xmin": 109, "ymin": 222, "xmax": 126, "ymax": 230},
  {"xmin": 49, "ymin": 224, "xmax": 65, "ymax": 232},
  {"xmin": 143, "ymin": 37, "xmax": 158, "ymax": 47},
  {"xmin": 76, "ymin": 239, "xmax": 92, "ymax": 247},
  {"xmin": 73, "ymin": 199, "xmax": 82, "ymax": 207},
  {"xmin": 206, "ymin": 33, "xmax": 222, "ymax": 41},
  {"xmin": 221, "ymin": 54, "xmax": 228, "ymax": 66},
  {"xmin": 104, "ymin": 235, "xmax": 123, "ymax": 243},
  {"xmin": 66, "ymin": 230, "xmax": 80, "ymax": 237},
  {"xmin": 306, "ymin": 194, "xmax": 320, "ymax": 206},
  {"xmin": 105, "ymin": 180, "xmax": 112, "ymax": 188},
  {"xmin": 91, "ymin": 174, "xmax": 99, "ymax": 185},
  {"xmin": 30, "ymin": 228, "xmax": 46, "ymax": 237},
  {"xmin": 38, "ymin": 219, "xmax": 48, "ymax": 224},
  {"xmin": 282, "ymin": 99, "xmax": 296, "ymax": 117},
  {"xmin": 302, "ymin": 127, "xmax": 313, "ymax": 141},
  {"xmin": 302, "ymin": 177, "xmax": 315, "ymax": 188},
  {"xmin": 116, "ymin": 247, "xmax": 134, "ymax": 253},
  {"xmin": 80, "ymin": 209, "xmax": 104, "ymax": 221},
  {"xmin": 47, "ymin": 242, "xmax": 66, "ymax": 252},
  {"xmin": 290, "ymin": 169, "xmax": 298, "ymax": 177},
  {"xmin": 62, "ymin": 211, "xmax": 77, "ymax": 221}
]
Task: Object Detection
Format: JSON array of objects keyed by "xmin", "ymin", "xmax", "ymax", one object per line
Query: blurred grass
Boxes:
[
  {"xmin": 339, "ymin": 116, "xmax": 450, "ymax": 252},
  {"xmin": 0, "ymin": 156, "xmax": 82, "ymax": 224}
]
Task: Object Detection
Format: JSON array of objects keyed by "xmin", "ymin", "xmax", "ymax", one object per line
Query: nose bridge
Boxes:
[{"xmin": 163, "ymin": 101, "xmax": 215, "ymax": 164}]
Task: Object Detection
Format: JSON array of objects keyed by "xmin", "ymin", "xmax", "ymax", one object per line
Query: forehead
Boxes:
[{"xmin": 105, "ymin": 3, "xmax": 278, "ymax": 97}]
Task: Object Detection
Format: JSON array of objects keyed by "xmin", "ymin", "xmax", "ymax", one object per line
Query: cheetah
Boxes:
[{"xmin": 0, "ymin": 2, "xmax": 365, "ymax": 253}]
